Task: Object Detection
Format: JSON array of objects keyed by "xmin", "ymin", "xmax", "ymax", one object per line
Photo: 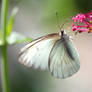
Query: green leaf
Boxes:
[
  {"xmin": 7, "ymin": 7, "xmax": 18, "ymax": 37},
  {"xmin": 15, "ymin": 37, "xmax": 32, "ymax": 44},
  {"xmin": 7, "ymin": 32, "xmax": 32, "ymax": 45}
]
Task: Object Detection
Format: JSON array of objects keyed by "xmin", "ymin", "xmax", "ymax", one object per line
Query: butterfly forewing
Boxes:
[
  {"xmin": 19, "ymin": 33, "xmax": 60, "ymax": 70},
  {"xmin": 49, "ymin": 39, "xmax": 80, "ymax": 79}
]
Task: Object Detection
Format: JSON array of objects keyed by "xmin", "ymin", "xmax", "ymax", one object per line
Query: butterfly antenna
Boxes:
[
  {"xmin": 60, "ymin": 21, "xmax": 66, "ymax": 30},
  {"xmin": 56, "ymin": 12, "xmax": 68, "ymax": 31},
  {"xmin": 56, "ymin": 12, "xmax": 61, "ymax": 31}
]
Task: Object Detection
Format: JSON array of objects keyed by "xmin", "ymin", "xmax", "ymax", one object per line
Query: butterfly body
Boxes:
[{"xmin": 19, "ymin": 30, "xmax": 80, "ymax": 79}]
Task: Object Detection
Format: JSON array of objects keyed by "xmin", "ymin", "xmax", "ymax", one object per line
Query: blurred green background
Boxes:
[{"xmin": 0, "ymin": 0, "xmax": 92, "ymax": 92}]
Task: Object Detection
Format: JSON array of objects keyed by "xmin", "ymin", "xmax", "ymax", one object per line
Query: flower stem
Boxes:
[
  {"xmin": 1, "ymin": 0, "xmax": 10, "ymax": 92},
  {"xmin": 1, "ymin": 0, "xmax": 8, "ymax": 43},
  {"xmin": 1, "ymin": 46, "xmax": 10, "ymax": 92}
]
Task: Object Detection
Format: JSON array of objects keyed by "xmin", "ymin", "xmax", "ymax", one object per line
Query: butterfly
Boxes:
[{"xmin": 18, "ymin": 30, "xmax": 80, "ymax": 79}]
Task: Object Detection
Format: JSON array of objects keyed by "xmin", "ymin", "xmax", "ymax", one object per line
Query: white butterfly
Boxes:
[{"xmin": 19, "ymin": 30, "xmax": 80, "ymax": 79}]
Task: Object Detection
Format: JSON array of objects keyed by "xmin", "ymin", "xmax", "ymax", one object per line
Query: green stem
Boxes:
[
  {"xmin": 1, "ymin": 0, "xmax": 8, "ymax": 43},
  {"xmin": 1, "ymin": 0, "xmax": 10, "ymax": 92},
  {"xmin": 1, "ymin": 46, "xmax": 10, "ymax": 92}
]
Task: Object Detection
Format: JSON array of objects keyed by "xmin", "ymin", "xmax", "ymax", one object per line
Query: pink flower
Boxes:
[
  {"xmin": 72, "ymin": 14, "xmax": 86, "ymax": 23},
  {"xmin": 72, "ymin": 11, "xmax": 92, "ymax": 33}
]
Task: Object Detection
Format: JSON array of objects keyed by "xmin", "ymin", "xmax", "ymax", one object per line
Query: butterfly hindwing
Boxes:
[
  {"xmin": 19, "ymin": 33, "xmax": 60, "ymax": 70},
  {"xmin": 49, "ymin": 39, "xmax": 80, "ymax": 79}
]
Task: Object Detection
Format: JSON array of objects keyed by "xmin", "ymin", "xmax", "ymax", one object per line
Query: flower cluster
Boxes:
[{"xmin": 72, "ymin": 11, "xmax": 92, "ymax": 33}]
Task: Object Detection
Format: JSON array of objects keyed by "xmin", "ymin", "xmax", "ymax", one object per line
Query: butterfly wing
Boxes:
[
  {"xmin": 19, "ymin": 33, "xmax": 60, "ymax": 70},
  {"xmin": 49, "ymin": 39, "xmax": 80, "ymax": 79}
]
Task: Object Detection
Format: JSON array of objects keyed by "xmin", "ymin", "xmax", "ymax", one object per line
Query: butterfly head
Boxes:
[{"xmin": 59, "ymin": 30, "xmax": 69, "ymax": 40}]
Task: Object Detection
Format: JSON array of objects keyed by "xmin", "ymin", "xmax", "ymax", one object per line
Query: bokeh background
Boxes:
[{"xmin": 0, "ymin": 0, "xmax": 92, "ymax": 92}]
